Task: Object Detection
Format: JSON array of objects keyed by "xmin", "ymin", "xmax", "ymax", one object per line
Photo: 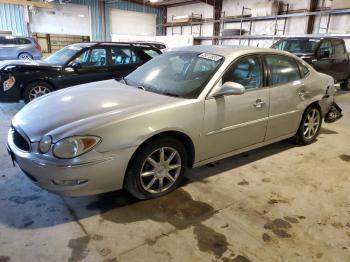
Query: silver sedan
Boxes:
[{"xmin": 7, "ymin": 46, "xmax": 341, "ymax": 199}]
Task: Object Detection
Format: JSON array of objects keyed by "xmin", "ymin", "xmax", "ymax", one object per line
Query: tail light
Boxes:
[{"xmin": 35, "ymin": 42, "xmax": 41, "ymax": 52}]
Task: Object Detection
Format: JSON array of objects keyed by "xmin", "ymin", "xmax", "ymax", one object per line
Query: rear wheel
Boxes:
[
  {"xmin": 340, "ymin": 79, "xmax": 350, "ymax": 91},
  {"xmin": 125, "ymin": 137, "xmax": 187, "ymax": 199},
  {"xmin": 23, "ymin": 81, "xmax": 54, "ymax": 103},
  {"xmin": 18, "ymin": 53, "xmax": 33, "ymax": 60},
  {"xmin": 293, "ymin": 105, "xmax": 322, "ymax": 145}
]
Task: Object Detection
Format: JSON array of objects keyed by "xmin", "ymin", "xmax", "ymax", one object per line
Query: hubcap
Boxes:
[
  {"xmin": 303, "ymin": 109, "xmax": 320, "ymax": 139},
  {"xmin": 29, "ymin": 86, "xmax": 51, "ymax": 101},
  {"xmin": 140, "ymin": 147, "xmax": 181, "ymax": 194}
]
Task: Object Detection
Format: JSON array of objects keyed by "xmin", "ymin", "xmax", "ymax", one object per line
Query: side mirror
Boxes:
[
  {"xmin": 319, "ymin": 49, "xmax": 330, "ymax": 59},
  {"xmin": 212, "ymin": 82, "xmax": 245, "ymax": 98},
  {"xmin": 68, "ymin": 61, "xmax": 82, "ymax": 71}
]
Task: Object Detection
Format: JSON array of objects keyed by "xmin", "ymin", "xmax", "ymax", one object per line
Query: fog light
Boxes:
[
  {"xmin": 39, "ymin": 135, "xmax": 52, "ymax": 153},
  {"xmin": 52, "ymin": 179, "xmax": 88, "ymax": 186}
]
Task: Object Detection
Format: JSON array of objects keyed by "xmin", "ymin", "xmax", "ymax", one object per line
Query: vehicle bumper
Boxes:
[
  {"xmin": 7, "ymin": 130, "xmax": 136, "ymax": 196},
  {"xmin": 324, "ymin": 102, "xmax": 343, "ymax": 123}
]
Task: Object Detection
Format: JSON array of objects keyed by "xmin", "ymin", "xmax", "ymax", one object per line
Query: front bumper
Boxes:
[{"xmin": 7, "ymin": 130, "xmax": 135, "ymax": 196}]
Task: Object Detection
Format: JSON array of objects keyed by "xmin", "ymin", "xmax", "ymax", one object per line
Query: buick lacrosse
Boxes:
[{"xmin": 7, "ymin": 46, "xmax": 342, "ymax": 199}]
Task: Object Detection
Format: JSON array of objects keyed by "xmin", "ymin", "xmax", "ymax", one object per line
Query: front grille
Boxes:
[{"xmin": 11, "ymin": 127, "xmax": 30, "ymax": 152}]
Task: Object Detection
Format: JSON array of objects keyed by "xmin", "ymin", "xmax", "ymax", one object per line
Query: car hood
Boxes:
[
  {"xmin": 0, "ymin": 60, "xmax": 61, "ymax": 72},
  {"xmin": 12, "ymin": 80, "xmax": 181, "ymax": 142}
]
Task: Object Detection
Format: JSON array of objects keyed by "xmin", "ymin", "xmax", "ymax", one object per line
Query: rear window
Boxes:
[{"xmin": 142, "ymin": 48, "xmax": 161, "ymax": 58}]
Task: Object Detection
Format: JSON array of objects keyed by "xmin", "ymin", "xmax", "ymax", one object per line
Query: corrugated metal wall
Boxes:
[
  {"xmin": 0, "ymin": 3, "xmax": 27, "ymax": 36},
  {"xmin": 105, "ymin": 1, "xmax": 164, "ymax": 40},
  {"xmin": 71, "ymin": 0, "xmax": 103, "ymax": 41},
  {"xmin": 0, "ymin": 1, "xmax": 162, "ymax": 41}
]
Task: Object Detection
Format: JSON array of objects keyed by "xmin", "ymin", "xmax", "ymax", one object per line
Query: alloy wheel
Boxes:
[
  {"xmin": 303, "ymin": 108, "xmax": 321, "ymax": 140},
  {"xmin": 29, "ymin": 86, "xmax": 51, "ymax": 101},
  {"xmin": 18, "ymin": 53, "xmax": 33, "ymax": 60},
  {"xmin": 140, "ymin": 147, "xmax": 182, "ymax": 194}
]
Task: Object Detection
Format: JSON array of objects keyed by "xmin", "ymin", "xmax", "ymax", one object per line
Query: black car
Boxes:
[
  {"xmin": 272, "ymin": 37, "xmax": 350, "ymax": 90},
  {"xmin": 0, "ymin": 42, "xmax": 162, "ymax": 103}
]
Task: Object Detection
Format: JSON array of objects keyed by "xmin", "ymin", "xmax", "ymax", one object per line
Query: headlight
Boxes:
[
  {"xmin": 3, "ymin": 75, "xmax": 16, "ymax": 91},
  {"xmin": 39, "ymin": 135, "xmax": 52, "ymax": 153},
  {"xmin": 53, "ymin": 136, "xmax": 101, "ymax": 159}
]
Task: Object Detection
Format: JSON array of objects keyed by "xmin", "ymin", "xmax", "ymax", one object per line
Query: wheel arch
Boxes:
[
  {"xmin": 21, "ymin": 79, "xmax": 56, "ymax": 100},
  {"xmin": 127, "ymin": 130, "xmax": 196, "ymax": 172}
]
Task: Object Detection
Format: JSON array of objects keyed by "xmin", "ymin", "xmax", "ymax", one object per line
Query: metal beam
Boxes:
[
  {"xmin": 0, "ymin": 0, "xmax": 54, "ymax": 8},
  {"xmin": 212, "ymin": 0, "xmax": 222, "ymax": 44},
  {"xmin": 307, "ymin": 0, "xmax": 318, "ymax": 34}
]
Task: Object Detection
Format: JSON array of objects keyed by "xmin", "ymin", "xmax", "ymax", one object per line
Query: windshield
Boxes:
[
  {"xmin": 45, "ymin": 45, "xmax": 82, "ymax": 65},
  {"xmin": 125, "ymin": 51, "xmax": 223, "ymax": 99},
  {"xmin": 274, "ymin": 39, "xmax": 321, "ymax": 53}
]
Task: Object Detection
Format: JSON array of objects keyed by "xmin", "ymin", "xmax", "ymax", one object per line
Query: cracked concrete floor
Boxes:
[{"xmin": 0, "ymin": 91, "xmax": 349, "ymax": 262}]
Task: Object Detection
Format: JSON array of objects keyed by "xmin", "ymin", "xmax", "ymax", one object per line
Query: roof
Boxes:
[{"xmin": 168, "ymin": 45, "xmax": 288, "ymax": 58}]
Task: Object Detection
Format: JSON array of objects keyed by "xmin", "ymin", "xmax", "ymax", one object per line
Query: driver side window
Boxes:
[
  {"xmin": 76, "ymin": 48, "xmax": 107, "ymax": 68},
  {"xmin": 222, "ymin": 56, "xmax": 263, "ymax": 90},
  {"xmin": 318, "ymin": 40, "xmax": 333, "ymax": 56}
]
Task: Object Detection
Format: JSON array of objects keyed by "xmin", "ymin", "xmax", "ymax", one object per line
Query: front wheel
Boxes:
[
  {"xmin": 340, "ymin": 79, "xmax": 350, "ymax": 91},
  {"xmin": 125, "ymin": 138, "xmax": 187, "ymax": 199},
  {"xmin": 293, "ymin": 105, "xmax": 322, "ymax": 145},
  {"xmin": 23, "ymin": 81, "xmax": 54, "ymax": 103}
]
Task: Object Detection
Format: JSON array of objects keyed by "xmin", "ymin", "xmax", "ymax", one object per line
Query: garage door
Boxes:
[
  {"xmin": 30, "ymin": 4, "xmax": 90, "ymax": 36},
  {"xmin": 110, "ymin": 9, "xmax": 156, "ymax": 36}
]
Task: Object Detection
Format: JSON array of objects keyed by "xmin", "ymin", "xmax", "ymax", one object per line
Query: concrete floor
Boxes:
[{"xmin": 0, "ymin": 92, "xmax": 349, "ymax": 262}]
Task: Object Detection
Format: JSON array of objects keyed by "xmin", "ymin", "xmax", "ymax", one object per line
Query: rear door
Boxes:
[
  {"xmin": 108, "ymin": 45, "xmax": 144, "ymax": 80},
  {"xmin": 331, "ymin": 39, "xmax": 349, "ymax": 80},
  {"xmin": 264, "ymin": 54, "xmax": 306, "ymax": 140}
]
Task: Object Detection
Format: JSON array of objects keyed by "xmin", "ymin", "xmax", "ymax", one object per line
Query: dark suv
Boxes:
[
  {"xmin": 272, "ymin": 37, "xmax": 350, "ymax": 90},
  {"xmin": 0, "ymin": 42, "xmax": 161, "ymax": 103}
]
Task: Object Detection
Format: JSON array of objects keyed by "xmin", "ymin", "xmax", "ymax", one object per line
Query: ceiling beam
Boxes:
[{"xmin": 0, "ymin": 0, "xmax": 54, "ymax": 8}]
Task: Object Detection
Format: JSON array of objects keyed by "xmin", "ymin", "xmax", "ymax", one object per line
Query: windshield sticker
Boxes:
[{"xmin": 198, "ymin": 53, "xmax": 223, "ymax": 62}]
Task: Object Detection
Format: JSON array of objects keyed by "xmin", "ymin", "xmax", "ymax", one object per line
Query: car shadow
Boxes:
[
  {"xmin": 0, "ymin": 139, "xmax": 293, "ymax": 230},
  {"xmin": 0, "ymin": 127, "xmax": 339, "ymax": 230}
]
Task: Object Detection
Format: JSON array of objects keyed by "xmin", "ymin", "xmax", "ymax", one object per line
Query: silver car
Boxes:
[
  {"xmin": 7, "ymin": 46, "xmax": 341, "ymax": 199},
  {"xmin": 0, "ymin": 36, "xmax": 42, "ymax": 60}
]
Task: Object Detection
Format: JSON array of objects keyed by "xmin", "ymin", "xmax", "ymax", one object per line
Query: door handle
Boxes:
[{"xmin": 254, "ymin": 98, "xmax": 265, "ymax": 108}]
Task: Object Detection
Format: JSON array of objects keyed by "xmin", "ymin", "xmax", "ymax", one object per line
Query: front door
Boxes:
[
  {"xmin": 331, "ymin": 39, "xmax": 349, "ymax": 81},
  {"xmin": 198, "ymin": 55, "xmax": 269, "ymax": 161},
  {"xmin": 61, "ymin": 47, "xmax": 111, "ymax": 87},
  {"xmin": 313, "ymin": 39, "xmax": 334, "ymax": 77}
]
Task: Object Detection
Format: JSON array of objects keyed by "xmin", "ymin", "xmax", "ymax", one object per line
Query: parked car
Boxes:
[
  {"xmin": 0, "ymin": 42, "xmax": 162, "ymax": 103},
  {"xmin": 271, "ymin": 37, "xmax": 350, "ymax": 90},
  {"xmin": 7, "ymin": 46, "xmax": 342, "ymax": 199},
  {"xmin": 0, "ymin": 36, "xmax": 42, "ymax": 61}
]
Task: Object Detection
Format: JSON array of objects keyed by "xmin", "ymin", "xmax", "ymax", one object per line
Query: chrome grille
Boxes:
[{"xmin": 11, "ymin": 126, "xmax": 30, "ymax": 152}]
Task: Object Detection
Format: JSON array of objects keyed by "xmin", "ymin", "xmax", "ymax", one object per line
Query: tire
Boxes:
[
  {"xmin": 18, "ymin": 52, "xmax": 33, "ymax": 60},
  {"xmin": 124, "ymin": 137, "xmax": 187, "ymax": 199},
  {"xmin": 23, "ymin": 81, "xmax": 54, "ymax": 103},
  {"xmin": 293, "ymin": 105, "xmax": 322, "ymax": 145},
  {"xmin": 340, "ymin": 79, "xmax": 350, "ymax": 91}
]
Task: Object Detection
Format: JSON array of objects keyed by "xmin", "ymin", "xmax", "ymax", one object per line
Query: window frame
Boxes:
[
  {"xmin": 108, "ymin": 45, "xmax": 144, "ymax": 66},
  {"xmin": 332, "ymin": 39, "xmax": 346, "ymax": 55},
  {"xmin": 75, "ymin": 47, "xmax": 109, "ymax": 69},
  {"xmin": 263, "ymin": 53, "xmax": 302, "ymax": 87},
  {"xmin": 225, "ymin": 55, "xmax": 267, "ymax": 90}
]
